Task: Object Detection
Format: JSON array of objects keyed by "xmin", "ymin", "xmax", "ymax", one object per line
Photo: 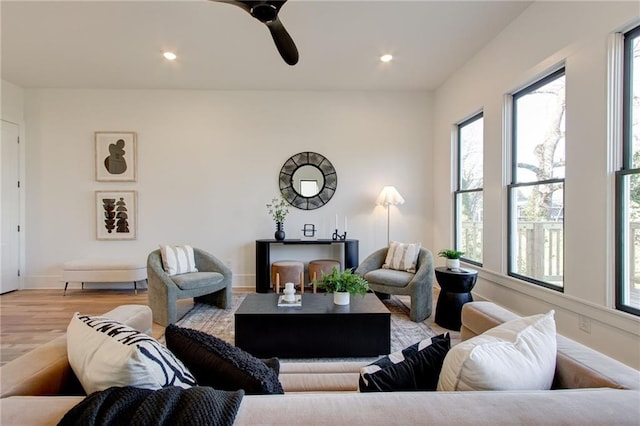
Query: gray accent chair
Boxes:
[
  {"xmin": 147, "ymin": 248, "xmax": 232, "ymax": 326},
  {"xmin": 355, "ymin": 247, "xmax": 434, "ymax": 322}
]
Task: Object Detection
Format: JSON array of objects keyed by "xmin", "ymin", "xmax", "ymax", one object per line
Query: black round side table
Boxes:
[{"xmin": 434, "ymin": 267, "xmax": 478, "ymax": 331}]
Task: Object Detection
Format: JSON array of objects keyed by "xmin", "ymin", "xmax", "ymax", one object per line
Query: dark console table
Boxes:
[
  {"xmin": 235, "ymin": 293, "xmax": 390, "ymax": 358},
  {"xmin": 434, "ymin": 267, "xmax": 478, "ymax": 331},
  {"xmin": 255, "ymin": 239, "xmax": 359, "ymax": 293}
]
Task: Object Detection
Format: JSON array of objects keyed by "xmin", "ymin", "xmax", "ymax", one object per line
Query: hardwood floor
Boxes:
[
  {"xmin": 0, "ymin": 287, "xmax": 258, "ymax": 366},
  {"xmin": 0, "ymin": 289, "xmax": 164, "ymax": 365}
]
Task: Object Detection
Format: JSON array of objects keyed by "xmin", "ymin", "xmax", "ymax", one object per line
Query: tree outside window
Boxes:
[
  {"xmin": 509, "ymin": 68, "xmax": 565, "ymax": 289},
  {"xmin": 455, "ymin": 113, "xmax": 483, "ymax": 265}
]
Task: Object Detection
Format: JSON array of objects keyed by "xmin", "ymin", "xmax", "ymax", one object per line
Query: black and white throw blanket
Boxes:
[{"xmin": 58, "ymin": 386, "xmax": 244, "ymax": 426}]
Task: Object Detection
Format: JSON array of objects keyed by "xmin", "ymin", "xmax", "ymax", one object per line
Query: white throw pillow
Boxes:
[
  {"xmin": 160, "ymin": 244, "xmax": 198, "ymax": 276},
  {"xmin": 382, "ymin": 241, "xmax": 421, "ymax": 273},
  {"xmin": 437, "ymin": 310, "xmax": 556, "ymax": 391},
  {"xmin": 67, "ymin": 313, "xmax": 197, "ymax": 394}
]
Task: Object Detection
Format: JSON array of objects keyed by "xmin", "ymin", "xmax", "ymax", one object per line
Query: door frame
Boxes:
[{"xmin": 1, "ymin": 119, "xmax": 24, "ymax": 292}]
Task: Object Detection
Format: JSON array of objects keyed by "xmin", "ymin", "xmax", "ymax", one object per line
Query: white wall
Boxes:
[
  {"xmin": 1, "ymin": 80, "xmax": 24, "ymax": 124},
  {"xmin": 433, "ymin": 2, "xmax": 640, "ymax": 368},
  {"xmin": 22, "ymin": 89, "xmax": 432, "ymax": 288}
]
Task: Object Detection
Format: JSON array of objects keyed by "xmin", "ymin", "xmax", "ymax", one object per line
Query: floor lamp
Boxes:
[{"xmin": 376, "ymin": 186, "xmax": 405, "ymax": 245}]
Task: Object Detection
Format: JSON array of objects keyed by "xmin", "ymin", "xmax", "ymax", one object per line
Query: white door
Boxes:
[{"xmin": 1, "ymin": 120, "xmax": 20, "ymax": 293}]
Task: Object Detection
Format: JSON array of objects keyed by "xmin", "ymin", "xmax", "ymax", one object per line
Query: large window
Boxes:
[
  {"xmin": 616, "ymin": 25, "xmax": 640, "ymax": 316},
  {"xmin": 508, "ymin": 68, "xmax": 566, "ymax": 290},
  {"xmin": 455, "ymin": 113, "xmax": 483, "ymax": 265}
]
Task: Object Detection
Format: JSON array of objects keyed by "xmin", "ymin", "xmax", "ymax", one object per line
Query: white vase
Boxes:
[
  {"xmin": 446, "ymin": 259, "xmax": 460, "ymax": 270},
  {"xmin": 283, "ymin": 282, "xmax": 295, "ymax": 302},
  {"xmin": 333, "ymin": 291, "xmax": 350, "ymax": 305}
]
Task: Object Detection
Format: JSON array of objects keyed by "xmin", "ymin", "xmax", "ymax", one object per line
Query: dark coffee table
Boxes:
[{"xmin": 235, "ymin": 293, "xmax": 390, "ymax": 358}]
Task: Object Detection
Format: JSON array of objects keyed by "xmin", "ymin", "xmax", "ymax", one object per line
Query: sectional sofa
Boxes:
[{"xmin": 1, "ymin": 302, "xmax": 639, "ymax": 425}]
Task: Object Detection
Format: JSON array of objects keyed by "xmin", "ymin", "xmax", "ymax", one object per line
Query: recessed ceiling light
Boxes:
[
  {"xmin": 380, "ymin": 54, "xmax": 393, "ymax": 63},
  {"xmin": 163, "ymin": 52, "xmax": 177, "ymax": 61}
]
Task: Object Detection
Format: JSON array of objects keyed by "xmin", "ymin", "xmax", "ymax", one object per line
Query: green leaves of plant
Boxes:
[
  {"xmin": 438, "ymin": 249, "xmax": 465, "ymax": 259},
  {"xmin": 312, "ymin": 267, "xmax": 369, "ymax": 295}
]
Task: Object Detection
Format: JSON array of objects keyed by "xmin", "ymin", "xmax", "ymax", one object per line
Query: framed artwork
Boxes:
[
  {"xmin": 95, "ymin": 132, "xmax": 137, "ymax": 181},
  {"xmin": 96, "ymin": 190, "xmax": 137, "ymax": 240}
]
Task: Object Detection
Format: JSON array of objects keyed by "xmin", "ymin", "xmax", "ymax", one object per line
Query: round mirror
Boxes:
[
  {"xmin": 292, "ymin": 165, "xmax": 324, "ymax": 197},
  {"xmin": 279, "ymin": 152, "xmax": 337, "ymax": 210}
]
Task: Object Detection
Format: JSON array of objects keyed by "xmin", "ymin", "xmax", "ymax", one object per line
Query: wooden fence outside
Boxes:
[
  {"xmin": 461, "ymin": 221, "xmax": 563, "ymax": 285},
  {"xmin": 461, "ymin": 222, "xmax": 640, "ymax": 307}
]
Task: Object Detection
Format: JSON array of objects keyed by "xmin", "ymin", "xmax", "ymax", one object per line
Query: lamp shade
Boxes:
[{"xmin": 376, "ymin": 186, "xmax": 405, "ymax": 206}]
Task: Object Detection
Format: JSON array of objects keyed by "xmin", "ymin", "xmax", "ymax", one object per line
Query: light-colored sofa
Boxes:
[{"xmin": 1, "ymin": 302, "xmax": 639, "ymax": 425}]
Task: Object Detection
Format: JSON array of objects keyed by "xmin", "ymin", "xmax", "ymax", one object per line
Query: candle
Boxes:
[
  {"xmin": 344, "ymin": 216, "xmax": 348, "ymax": 232},
  {"xmin": 335, "ymin": 214, "xmax": 338, "ymax": 229}
]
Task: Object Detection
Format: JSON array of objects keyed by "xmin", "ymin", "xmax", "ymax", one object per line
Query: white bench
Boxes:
[{"xmin": 62, "ymin": 259, "xmax": 147, "ymax": 295}]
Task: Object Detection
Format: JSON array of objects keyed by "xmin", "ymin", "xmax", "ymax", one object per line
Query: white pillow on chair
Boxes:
[
  {"xmin": 382, "ymin": 241, "xmax": 421, "ymax": 273},
  {"xmin": 160, "ymin": 245, "xmax": 198, "ymax": 276}
]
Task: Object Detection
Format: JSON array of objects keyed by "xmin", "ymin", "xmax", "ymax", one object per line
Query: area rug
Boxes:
[{"xmin": 172, "ymin": 294, "xmax": 439, "ymax": 359}]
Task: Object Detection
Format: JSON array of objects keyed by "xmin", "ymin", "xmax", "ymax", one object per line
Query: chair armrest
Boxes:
[
  {"xmin": 355, "ymin": 248, "xmax": 388, "ymax": 276},
  {"xmin": 405, "ymin": 248, "xmax": 434, "ymax": 291},
  {"xmin": 146, "ymin": 250, "xmax": 179, "ymax": 296},
  {"xmin": 193, "ymin": 248, "xmax": 232, "ymax": 277}
]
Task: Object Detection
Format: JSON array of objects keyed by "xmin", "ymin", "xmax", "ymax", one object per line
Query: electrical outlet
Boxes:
[
  {"xmin": 578, "ymin": 316, "xmax": 591, "ymax": 333},
  {"xmin": 226, "ymin": 260, "xmax": 233, "ymax": 270}
]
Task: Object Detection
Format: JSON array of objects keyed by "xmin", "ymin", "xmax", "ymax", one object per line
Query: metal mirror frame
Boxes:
[{"xmin": 279, "ymin": 152, "xmax": 337, "ymax": 210}]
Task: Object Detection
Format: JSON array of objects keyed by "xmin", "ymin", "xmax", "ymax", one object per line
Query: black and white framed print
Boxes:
[
  {"xmin": 95, "ymin": 132, "xmax": 137, "ymax": 182},
  {"xmin": 96, "ymin": 190, "xmax": 137, "ymax": 240}
]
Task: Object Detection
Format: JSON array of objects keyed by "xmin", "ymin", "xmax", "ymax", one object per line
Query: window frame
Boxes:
[
  {"xmin": 615, "ymin": 25, "xmax": 640, "ymax": 316},
  {"xmin": 454, "ymin": 112, "xmax": 484, "ymax": 267},
  {"xmin": 507, "ymin": 67, "xmax": 566, "ymax": 291}
]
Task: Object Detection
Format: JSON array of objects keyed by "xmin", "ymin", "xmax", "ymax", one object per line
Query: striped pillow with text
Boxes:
[{"xmin": 67, "ymin": 313, "xmax": 197, "ymax": 394}]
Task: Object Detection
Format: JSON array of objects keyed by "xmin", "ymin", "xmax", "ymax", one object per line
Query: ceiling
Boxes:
[{"xmin": 1, "ymin": 1, "xmax": 532, "ymax": 91}]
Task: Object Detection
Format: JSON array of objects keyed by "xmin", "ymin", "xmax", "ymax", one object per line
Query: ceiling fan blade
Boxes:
[
  {"xmin": 212, "ymin": 1, "xmax": 284, "ymax": 16},
  {"xmin": 266, "ymin": 17, "xmax": 299, "ymax": 65},
  {"xmin": 210, "ymin": 0, "xmax": 298, "ymax": 65},
  {"xmin": 212, "ymin": 0, "xmax": 251, "ymax": 14}
]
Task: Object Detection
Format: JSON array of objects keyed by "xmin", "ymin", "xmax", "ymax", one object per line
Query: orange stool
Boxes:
[
  {"xmin": 271, "ymin": 261, "xmax": 305, "ymax": 294},
  {"xmin": 309, "ymin": 259, "xmax": 341, "ymax": 294}
]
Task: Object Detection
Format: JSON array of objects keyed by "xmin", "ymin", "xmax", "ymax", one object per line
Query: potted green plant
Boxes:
[
  {"xmin": 266, "ymin": 196, "xmax": 290, "ymax": 240},
  {"xmin": 438, "ymin": 249, "xmax": 465, "ymax": 270},
  {"xmin": 312, "ymin": 267, "xmax": 370, "ymax": 305}
]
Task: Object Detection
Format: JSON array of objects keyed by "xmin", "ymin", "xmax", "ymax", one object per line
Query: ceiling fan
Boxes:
[{"xmin": 211, "ymin": 0, "xmax": 299, "ymax": 66}]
